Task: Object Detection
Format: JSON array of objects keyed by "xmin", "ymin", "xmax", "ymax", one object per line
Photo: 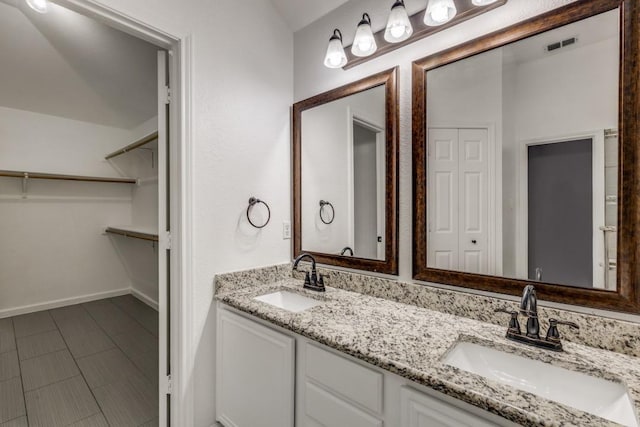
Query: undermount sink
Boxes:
[
  {"xmin": 253, "ymin": 290, "xmax": 322, "ymax": 313},
  {"xmin": 444, "ymin": 341, "xmax": 638, "ymax": 427}
]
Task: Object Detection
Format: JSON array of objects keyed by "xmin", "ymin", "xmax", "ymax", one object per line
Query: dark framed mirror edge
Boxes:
[
  {"xmin": 411, "ymin": 0, "xmax": 640, "ymax": 312},
  {"xmin": 292, "ymin": 67, "xmax": 399, "ymax": 275}
]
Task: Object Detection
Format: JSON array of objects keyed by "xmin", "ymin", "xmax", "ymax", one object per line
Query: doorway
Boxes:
[
  {"xmin": 352, "ymin": 121, "xmax": 383, "ymax": 260},
  {"xmin": 0, "ymin": 1, "xmax": 184, "ymax": 425},
  {"xmin": 527, "ymin": 138, "xmax": 593, "ymax": 287}
]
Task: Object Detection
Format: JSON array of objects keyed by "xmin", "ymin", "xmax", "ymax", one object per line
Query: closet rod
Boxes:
[
  {"xmin": 105, "ymin": 131, "xmax": 159, "ymax": 160},
  {"xmin": 105, "ymin": 227, "xmax": 159, "ymax": 242},
  {"xmin": 0, "ymin": 170, "xmax": 136, "ymax": 184}
]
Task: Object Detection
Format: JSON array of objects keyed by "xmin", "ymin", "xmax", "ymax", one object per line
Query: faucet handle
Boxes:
[
  {"xmin": 545, "ymin": 318, "xmax": 579, "ymax": 343},
  {"xmin": 495, "ymin": 308, "xmax": 521, "ymax": 334}
]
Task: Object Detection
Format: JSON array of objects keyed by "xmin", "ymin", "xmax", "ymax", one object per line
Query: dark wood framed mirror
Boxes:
[
  {"xmin": 412, "ymin": 0, "xmax": 640, "ymax": 312},
  {"xmin": 293, "ymin": 68, "xmax": 399, "ymax": 274}
]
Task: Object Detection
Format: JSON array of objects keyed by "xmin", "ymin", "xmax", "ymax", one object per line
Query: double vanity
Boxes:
[{"xmin": 214, "ymin": 264, "xmax": 640, "ymax": 427}]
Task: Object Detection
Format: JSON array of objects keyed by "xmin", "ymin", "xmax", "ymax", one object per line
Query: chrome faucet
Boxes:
[
  {"xmin": 292, "ymin": 253, "xmax": 325, "ymax": 292},
  {"xmin": 496, "ymin": 284, "xmax": 579, "ymax": 351}
]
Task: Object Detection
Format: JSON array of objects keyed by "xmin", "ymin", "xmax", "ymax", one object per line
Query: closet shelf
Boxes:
[
  {"xmin": 105, "ymin": 131, "xmax": 159, "ymax": 160},
  {"xmin": 0, "ymin": 170, "xmax": 136, "ymax": 184},
  {"xmin": 105, "ymin": 225, "xmax": 159, "ymax": 242}
]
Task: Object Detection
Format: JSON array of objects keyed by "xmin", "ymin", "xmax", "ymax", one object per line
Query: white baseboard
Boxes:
[
  {"xmin": 131, "ymin": 288, "xmax": 159, "ymax": 311},
  {"xmin": 0, "ymin": 287, "xmax": 131, "ymax": 319}
]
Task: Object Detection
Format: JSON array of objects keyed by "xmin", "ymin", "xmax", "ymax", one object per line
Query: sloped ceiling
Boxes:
[
  {"xmin": 0, "ymin": 0, "xmax": 158, "ymax": 129},
  {"xmin": 270, "ymin": 0, "xmax": 349, "ymax": 32}
]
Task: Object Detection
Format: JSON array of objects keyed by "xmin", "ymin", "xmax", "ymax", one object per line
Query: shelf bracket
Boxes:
[{"xmin": 22, "ymin": 172, "xmax": 29, "ymax": 199}]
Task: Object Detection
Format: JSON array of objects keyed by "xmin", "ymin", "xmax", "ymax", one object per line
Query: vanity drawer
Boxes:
[
  {"xmin": 305, "ymin": 381, "xmax": 383, "ymax": 427},
  {"xmin": 305, "ymin": 343, "xmax": 383, "ymax": 414}
]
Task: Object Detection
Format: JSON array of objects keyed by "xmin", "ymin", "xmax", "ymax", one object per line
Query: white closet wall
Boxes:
[
  {"xmin": 0, "ymin": 106, "xmax": 143, "ymax": 317},
  {"xmin": 107, "ymin": 116, "xmax": 160, "ymax": 307}
]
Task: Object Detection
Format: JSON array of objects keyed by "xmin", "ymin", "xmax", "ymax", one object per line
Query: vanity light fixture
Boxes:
[
  {"xmin": 384, "ymin": 0, "xmax": 413, "ymax": 43},
  {"xmin": 324, "ymin": 0, "xmax": 507, "ymax": 69},
  {"xmin": 324, "ymin": 29, "xmax": 348, "ymax": 69},
  {"xmin": 424, "ymin": 0, "xmax": 457, "ymax": 26},
  {"xmin": 26, "ymin": 0, "xmax": 48, "ymax": 13},
  {"xmin": 351, "ymin": 13, "xmax": 377, "ymax": 57},
  {"xmin": 472, "ymin": 0, "xmax": 499, "ymax": 5}
]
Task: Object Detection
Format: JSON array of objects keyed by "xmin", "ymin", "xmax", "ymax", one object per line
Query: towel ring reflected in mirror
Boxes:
[
  {"xmin": 319, "ymin": 200, "xmax": 335, "ymax": 224},
  {"xmin": 247, "ymin": 197, "xmax": 271, "ymax": 229}
]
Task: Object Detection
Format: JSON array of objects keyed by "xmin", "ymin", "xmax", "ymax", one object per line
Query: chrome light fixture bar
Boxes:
[{"xmin": 324, "ymin": 0, "xmax": 508, "ymax": 70}]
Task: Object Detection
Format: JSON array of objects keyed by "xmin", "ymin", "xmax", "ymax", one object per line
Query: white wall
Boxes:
[
  {"xmin": 73, "ymin": 1, "xmax": 294, "ymax": 425},
  {"xmin": 0, "ymin": 106, "xmax": 136, "ymax": 315},
  {"xmin": 108, "ymin": 116, "xmax": 160, "ymax": 306},
  {"xmin": 301, "ymin": 86, "xmax": 384, "ymax": 255}
]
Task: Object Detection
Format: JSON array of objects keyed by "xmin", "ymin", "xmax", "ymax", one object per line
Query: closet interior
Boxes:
[{"xmin": 0, "ymin": 1, "xmax": 163, "ymax": 425}]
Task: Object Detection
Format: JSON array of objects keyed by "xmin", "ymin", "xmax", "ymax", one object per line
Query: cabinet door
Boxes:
[
  {"xmin": 401, "ymin": 387, "xmax": 498, "ymax": 427},
  {"xmin": 216, "ymin": 308, "xmax": 295, "ymax": 427}
]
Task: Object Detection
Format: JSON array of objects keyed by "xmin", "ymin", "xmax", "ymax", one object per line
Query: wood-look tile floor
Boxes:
[{"xmin": 0, "ymin": 295, "xmax": 159, "ymax": 427}]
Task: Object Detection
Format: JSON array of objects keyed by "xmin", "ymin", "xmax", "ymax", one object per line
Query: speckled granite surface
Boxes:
[
  {"xmin": 216, "ymin": 278, "xmax": 640, "ymax": 427},
  {"xmin": 214, "ymin": 263, "xmax": 640, "ymax": 358}
]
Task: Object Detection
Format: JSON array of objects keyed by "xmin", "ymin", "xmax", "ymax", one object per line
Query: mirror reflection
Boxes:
[
  {"xmin": 301, "ymin": 86, "xmax": 386, "ymax": 260},
  {"xmin": 425, "ymin": 10, "xmax": 619, "ymax": 290}
]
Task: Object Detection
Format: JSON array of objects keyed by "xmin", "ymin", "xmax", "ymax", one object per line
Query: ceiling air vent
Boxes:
[{"xmin": 546, "ymin": 37, "xmax": 578, "ymax": 52}]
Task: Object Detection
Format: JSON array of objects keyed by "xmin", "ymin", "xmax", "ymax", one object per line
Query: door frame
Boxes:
[
  {"xmin": 517, "ymin": 130, "xmax": 606, "ymax": 288},
  {"xmin": 346, "ymin": 107, "xmax": 385, "ymax": 259},
  {"xmin": 426, "ymin": 123, "xmax": 501, "ymax": 276},
  {"xmin": 54, "ymin": 1, "xmax": 194, "ymax": 425}
]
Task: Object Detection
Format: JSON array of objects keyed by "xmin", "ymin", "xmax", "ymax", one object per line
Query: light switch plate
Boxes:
[{"xmin": 283, "ymin": 221, "xmax": 291, "ymax": 239}]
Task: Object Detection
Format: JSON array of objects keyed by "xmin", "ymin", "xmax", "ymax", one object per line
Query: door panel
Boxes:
[
  {"xmin": 428, "ymin": 128, "xmax": 489, "ymax": 274},
  {"xmin": 428, "ymin": 129, "xmax": 459, "ymax": 269},
  {"xmin": 458, "ymin": 129, "xmax": 488, "ymax": 274}
]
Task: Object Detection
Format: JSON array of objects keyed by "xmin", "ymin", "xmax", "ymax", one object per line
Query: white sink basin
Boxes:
[
  {"xmin": 253, "ymin": 290, "xmax": 322, "ymax": 313},
  {"xmin": 444, "ymin": 341, "xmax": 638, "ymax": 427}
]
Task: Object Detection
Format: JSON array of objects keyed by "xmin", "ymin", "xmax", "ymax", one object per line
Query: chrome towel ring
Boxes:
[
  {"xmin": 319, "ymin": 200, "xmax": 335, "ymax": 224},
  {"xmin": 247, "ymin": 197, "xmax": 271, "ymax": 228}
]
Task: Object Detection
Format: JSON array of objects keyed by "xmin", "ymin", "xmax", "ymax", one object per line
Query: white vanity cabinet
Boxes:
[
  {"xmin": 216, "ymin": 308, "xmax": 295, "ymax": 427},
  {"xmin": 400, "ymin": 386, "xmax": 499, "ymax": 427},
  {"xmin": 216, "ymin": 304, "xmax": 515, "ymax": 427}
]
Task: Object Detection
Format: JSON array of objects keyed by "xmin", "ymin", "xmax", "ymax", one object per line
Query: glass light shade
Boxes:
[
  {"xmin": 351, "ymin": 14, "xmax": 377, "ymax": 57},
  {"xmin": 472, "ymin": 0, "xmax": 498, "ymax": 5},
  {"xmin": 324, "ymin": 30, "xmax": 347, "ymax": 69},
  {"xmin": 26, "ymin": 0, "xmax": 48, "ymax": 13},
  {"xmin": 424, "ymin": 0, "xmax": 457, "ymax": 26},
  {"xmin": 384, "ymin": 0, "xmax": 413, "ymax": 43}
]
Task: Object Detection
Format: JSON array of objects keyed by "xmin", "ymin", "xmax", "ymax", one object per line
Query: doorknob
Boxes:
[{"xmin": 471, "ymin": 239, "xmax": 477, "ymax": 244}]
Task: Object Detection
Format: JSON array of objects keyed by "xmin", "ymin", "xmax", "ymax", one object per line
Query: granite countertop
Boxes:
[{"xmin": 216, "ymin": 278, "xmax": 640, "ymax": 427}]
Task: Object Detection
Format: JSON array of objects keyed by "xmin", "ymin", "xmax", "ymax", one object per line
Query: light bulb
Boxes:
[
  {"xmin": 430, "ymin": 4, "xmax": 449, "ymax": 23},
  {"xmin": 26, "ymin": 0, "xmax": 48, "ymax": 13},
  {"xmin": 323, "ymin": 29, "xmax": 347, "ymax": 69},
  {"xmin": 327, "ymin": 53, "xmax": 343, "ymax": 67},
  {"xmin": 357, "ymin": 38, "xmax": 373, "ymax": 52},
  {"xmin": 384, "ymin": 0, "xmax": 413, "ymax": 43},
  {"xmin": 351, "ymin": 13, "xmax": 377, "ymax": 57},
  {"xmin": 472, "ymin": 0, "xmax": 498, "ymax": 5},
  {"xmin": 424, "ymin": 0, "xmax": 457, "ymax": 26}
]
